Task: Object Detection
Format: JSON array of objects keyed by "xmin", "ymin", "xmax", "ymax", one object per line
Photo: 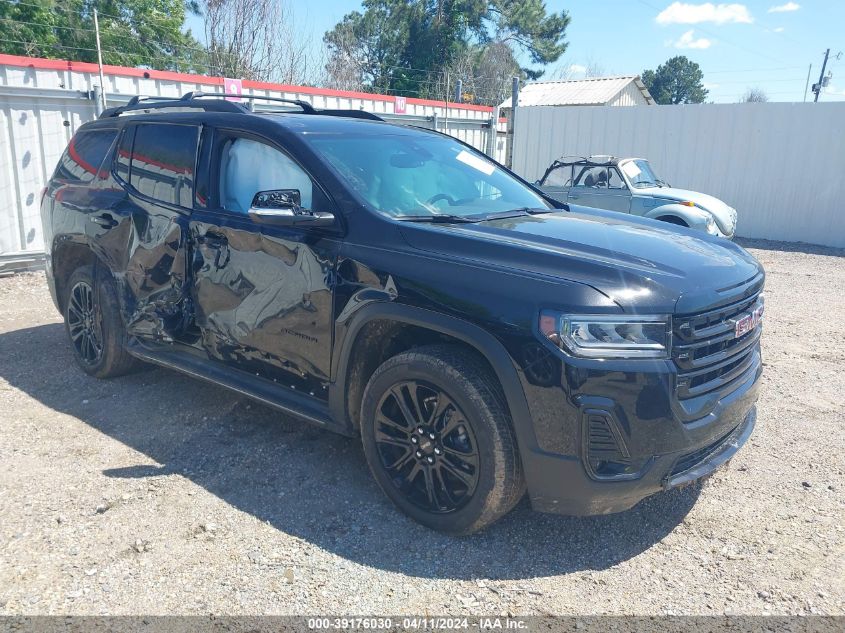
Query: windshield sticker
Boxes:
[
  {"xmin": 456, "ymin": 150, "xmax": 495, "ymax": 176},
  {"xmin": 621, "ymin": 161, "xmax": 641, "ymax": 179}
]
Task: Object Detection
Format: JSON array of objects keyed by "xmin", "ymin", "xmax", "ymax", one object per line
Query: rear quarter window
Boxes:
[{"xmin": 54, "ymin": 129, "xmax": 118, "ymax": 183}]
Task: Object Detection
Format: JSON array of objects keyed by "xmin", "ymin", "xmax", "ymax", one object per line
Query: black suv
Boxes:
[{"xmin": 40, "ymin": 93, "xmax": 764, "ymax": 534}]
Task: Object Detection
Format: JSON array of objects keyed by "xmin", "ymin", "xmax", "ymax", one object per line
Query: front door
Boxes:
[
  {"xmin": 567, "ymin": 165, "xmax": 632, "ymax": 213},
  {"xmin": 188, "ymin": 129, "xmax": 339, "ymax": 399}
]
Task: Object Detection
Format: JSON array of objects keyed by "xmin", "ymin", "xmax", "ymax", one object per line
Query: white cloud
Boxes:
[
  {"xmin": 669, "ymin": 29, "xmax": 713, "ymax": 49},
  {"xmin": 656, "ymin": 2, "xmax": 753, "ymax": 25},
  {"xmin": 703, "ymin": 82, "xmax": 720, "ymax": 89},
  {"xmin": 568, "ymin": 64, "xmax": 587, "ymax": 75},
  {"xmin": 773, "ymin": 26, "xmax": 785, "ymax": 32},
  {"xmin": 768, "ymin": 2, "xmax": 800, "ymax": 12}
]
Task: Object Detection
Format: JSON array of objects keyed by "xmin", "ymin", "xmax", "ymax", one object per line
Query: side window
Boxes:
[
  {"xmin": 114, "ymin": 127, "xmax": 133, "ymax": 183},
  {"xmin": 129, "ymin": 123, "xmax": 199, "ymax": 208},
  {"xmin": 574, "ymin": 166, "xmax": 608, "ymax": 188},
  {"xmin": 219, "ymin": 137, "xmax": 313, "ymax": 214},
  {"xmin": 54, "ymin": 130, "xmax": 118, "ymax": 183},
  {"xmin": 544, "ymin": 164, "xmax": 572, "ymax": 187},
  {"xmin": 607, "ymin": 168, "xmax": 626, "ymax": 189}
]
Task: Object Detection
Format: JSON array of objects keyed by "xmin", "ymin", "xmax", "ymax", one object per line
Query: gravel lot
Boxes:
[{"xmin": 0, "ymin": 240, "xmax": 842, "ymax": 616}]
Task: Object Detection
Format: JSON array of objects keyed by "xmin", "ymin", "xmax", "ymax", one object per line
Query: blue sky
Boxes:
[{"xmin": 191, "ymin": 1, "xmax": 845, "ymax": 103}]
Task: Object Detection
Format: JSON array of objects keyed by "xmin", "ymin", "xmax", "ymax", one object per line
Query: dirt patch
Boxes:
[{"xmin": 0, "ymin": 241, "xmax": 843, "ymax": 615}]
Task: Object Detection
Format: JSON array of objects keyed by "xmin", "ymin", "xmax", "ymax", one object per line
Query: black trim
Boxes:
[{"xmin": 329, "ymin": 302, "xmax": 539, "ymax": 452}]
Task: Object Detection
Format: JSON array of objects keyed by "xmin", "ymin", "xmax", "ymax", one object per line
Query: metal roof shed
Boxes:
[{"xmin": 499, "ymin": 76, "xmax": 655, "ymax": 109}]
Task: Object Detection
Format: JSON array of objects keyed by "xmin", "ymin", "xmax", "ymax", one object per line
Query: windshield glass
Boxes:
[
  {"xmin": 308, "ymin": 132, "xmax": 550, "ymax": 218},
  {"xmin": 621, "ymin": 159, "xmax": 661, "ymax": 188}
]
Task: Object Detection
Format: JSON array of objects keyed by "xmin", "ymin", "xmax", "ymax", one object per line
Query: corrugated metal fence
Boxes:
[
  {"xmin": 513, "ymin": 102, "xmax": 845, "ymax": 248},
  {"xmin": 0, "ymin": 55, "xmax": 507, "ymax": 259}
]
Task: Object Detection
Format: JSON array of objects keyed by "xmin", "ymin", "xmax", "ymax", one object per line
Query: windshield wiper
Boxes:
[
  {"xmin": 489, "ymin": 207, "xmax": 554, "ymax": 218},
  {"xmin": 393, "ymin": 214, "xmax": 480, "ymax": 223}
]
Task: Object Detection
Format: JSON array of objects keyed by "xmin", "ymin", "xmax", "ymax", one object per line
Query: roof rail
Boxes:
[
  {"xmin": 100, "ymin": 92, "xmax": 246, "ymax": 118},
  {"xmin": 188, "ymin": 91, "xmax": 316, "ymax": 113},
  {"xmin": 100, "ymin": 90, "xmax": 385, "ymax": 122}
]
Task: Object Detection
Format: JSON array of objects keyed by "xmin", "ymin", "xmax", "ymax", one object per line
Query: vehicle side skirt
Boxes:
[{"xmin": 126, "ymin": 338, "xmax": 343, "ymax": 434}]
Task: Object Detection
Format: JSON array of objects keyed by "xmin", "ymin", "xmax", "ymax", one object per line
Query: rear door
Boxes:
[
  {"xmin": 188, "ymin": 127, "xmax": 340, "ymax": 398},
  {"xmin": 103, "ymin": 121, "xmax": 200, "ymax": 340}
]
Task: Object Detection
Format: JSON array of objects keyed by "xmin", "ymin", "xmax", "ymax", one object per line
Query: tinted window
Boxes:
[
  {"xmin": 55, "ymin": 130, "xmax": 117, "ymax": 183},
  {"xmin": 115, "ymin": 128, "xmax": 133, "ymax": 183},
  {"xmin": 129, "ymin": 124, "xmax": 199, "ymax": 208}
]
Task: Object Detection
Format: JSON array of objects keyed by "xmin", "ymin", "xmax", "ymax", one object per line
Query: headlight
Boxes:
[{"xmin": 539, "ymin": 312, "xmax": 671, "ymax": 359}]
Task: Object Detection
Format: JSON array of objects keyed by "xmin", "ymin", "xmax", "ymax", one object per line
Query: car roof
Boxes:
[{"xmin": 77, "ymin": 109, "xmax": 429, "ymax": 138}]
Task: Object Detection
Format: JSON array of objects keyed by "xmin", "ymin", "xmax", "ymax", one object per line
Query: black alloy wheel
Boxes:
[
  {"xmin": 374, "ymin": 380, "xmax": 480, "ymax": 514},
  {"xmin": 361, "ymin": 345, "xmax": 525, "ymax": 534},
  {"xmin": 66, "ymin": 280, "xmax": 104, "ymax": 366}
]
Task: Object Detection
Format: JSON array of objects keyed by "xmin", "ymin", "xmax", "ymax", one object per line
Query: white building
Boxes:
[{"xmin": 500, "ymin": 76, "xmax": 655, "ymax": 110}]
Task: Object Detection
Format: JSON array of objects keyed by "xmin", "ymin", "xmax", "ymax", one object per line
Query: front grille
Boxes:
[
  {"xmin": 669, "ymin": 424, "xmax": 737, "ymax": 477},
  {"xmin": 673, "ymin": 288, "xmax": 762, "ymax": 399}
]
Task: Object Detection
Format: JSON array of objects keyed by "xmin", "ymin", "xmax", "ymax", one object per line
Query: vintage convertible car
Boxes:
[{"xmin": 537, "ymin": 155, "xmax": 737, "ymax": 238}]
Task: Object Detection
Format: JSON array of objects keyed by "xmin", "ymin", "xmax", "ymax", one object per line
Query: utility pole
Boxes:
[
  {"xmin": 506, "ymin": 76, "xmax": 519, "ymax": 169},
  {"xmin": 803, "ymin": 64, "xmax": 812, "ymax": 102},
  {"xmin": 812, "ymin": 49, "xmax": 830, "ymax": 102},
  {"xmin": 93, "ymin": 9, "xmax": 107, "ymax": 114},
  {"xmin": 454, "ymin": 79, "xmax": 463, "ymax": 104}
]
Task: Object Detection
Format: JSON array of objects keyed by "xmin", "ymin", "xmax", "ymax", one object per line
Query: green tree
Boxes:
[
  {"xmin": 0, "ymin": 0, "xmax": 205, "ymax": 72},
  {"xmin": 641, "ymin": 56, "xmax": 708, "ymax": 105},
  {"xmin": 323, "ymin": 0, "xmax": 570, "ymax": 102}
]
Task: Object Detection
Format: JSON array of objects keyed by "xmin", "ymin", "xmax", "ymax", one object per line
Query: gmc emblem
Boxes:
[{"xmin": 734, "ymin": 304, "xmax": 764, "ymax": 339}]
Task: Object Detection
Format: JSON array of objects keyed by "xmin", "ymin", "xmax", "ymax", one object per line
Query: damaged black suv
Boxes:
[{"xmin": 41, "ymin": 93, "xmax": 764, "ymax": 534}]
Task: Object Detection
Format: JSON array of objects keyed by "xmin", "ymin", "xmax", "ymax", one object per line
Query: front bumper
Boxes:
[{"xmin": 519, "ymin": 347, "xmax": 761, "ymax": 516}]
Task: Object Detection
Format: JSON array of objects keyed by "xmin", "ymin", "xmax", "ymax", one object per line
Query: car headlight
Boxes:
[{"xmin": 539, "ymin": 312, "xmax": 671, "ymax": 359}]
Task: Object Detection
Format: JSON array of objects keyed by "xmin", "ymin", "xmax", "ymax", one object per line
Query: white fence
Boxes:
[
  {"xmin": 512, "ymin": 102, "xmax": 845, "ymax": 248},
  {"xmin": 0, "ymin": 54, "xmax": 507, "ymax": 259}
]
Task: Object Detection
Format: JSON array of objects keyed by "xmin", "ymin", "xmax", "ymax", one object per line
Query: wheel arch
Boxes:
[
  {"xmin": 51, "ymin": 237, "xmax": 101, "ymax": 313},
  {"xmin": 644, "ymin": 203, "xmax": 711, "ymax": 229},
  {"xmin": 330, "ymin": 303, "xmax": 538, "ymax": 453}
]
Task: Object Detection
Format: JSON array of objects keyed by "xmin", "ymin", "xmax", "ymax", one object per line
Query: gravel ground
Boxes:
[{"xmin": 0, "ymin": 240, "xmax": 843, "ymax": 616}]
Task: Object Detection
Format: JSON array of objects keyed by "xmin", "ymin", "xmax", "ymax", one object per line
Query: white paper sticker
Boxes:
[
  {"xmin": 621, "ymin": 161, "xmax": 641, "ymax": 178},
  {"xmin": 456, "ymin": 150, "xmax": 495, "ymax": 176}
]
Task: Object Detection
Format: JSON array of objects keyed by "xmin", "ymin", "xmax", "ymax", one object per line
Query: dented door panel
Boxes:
[{"xmin": 190, "ymin": 212, "xmax": 339, "ymax": 398}]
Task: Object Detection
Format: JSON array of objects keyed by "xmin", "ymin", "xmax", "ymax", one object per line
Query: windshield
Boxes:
[
  {"xmin": 621, "ymin": 159, "xmax": 662, "ymax": 189},
  {"xmin": 308, "ymin": 132, "xmax": 550, "ymax": 218}
]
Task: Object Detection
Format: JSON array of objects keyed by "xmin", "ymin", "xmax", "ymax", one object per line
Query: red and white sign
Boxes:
[
  {"xmin": 394, "ymin": 96, "xmax": 406, "ymax": 114},
  {"xmin": 223, "ymin": 77, "xmax": 243, "ymax": 102}
]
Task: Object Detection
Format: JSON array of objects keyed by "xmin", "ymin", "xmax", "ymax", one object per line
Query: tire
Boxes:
[
  {"xmin": 64, "ymin": 264, "xmax": 138, "ymax": 378},
  {"xmin": 360, "ymin": 344, "xmax": 525, "ymax": 535}
]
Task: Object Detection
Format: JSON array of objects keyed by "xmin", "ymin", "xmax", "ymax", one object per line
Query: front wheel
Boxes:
[{"xmin": 360, "ymin": 344, "xmax": 525, "ymax": 535}]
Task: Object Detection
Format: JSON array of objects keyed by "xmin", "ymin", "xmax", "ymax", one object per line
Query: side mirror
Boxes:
[{"xmin": 247, "ymin": 189, "xmax": 335, "ymax": 227}]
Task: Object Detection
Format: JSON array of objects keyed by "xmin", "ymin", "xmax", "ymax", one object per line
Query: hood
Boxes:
[
  {"xmin": 642, "ymin": 186, "xmax": 736, "ymax": 235},
  {"xmin": 400, "ymin": 208, "xmax": 762, "ymax": 314}
]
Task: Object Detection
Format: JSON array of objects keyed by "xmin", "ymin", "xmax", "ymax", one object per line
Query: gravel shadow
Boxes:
[{"xmin": 0, "ymin": 323, "xmax": 700, "ymax": 580}]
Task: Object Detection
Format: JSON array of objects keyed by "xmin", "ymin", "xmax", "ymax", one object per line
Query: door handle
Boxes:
[
  {"xmin": 197, "ymin": 230, "xmax": 230, "ymax": 268},
  {"xmin": 90, "ymin": 213, "xmax": 118, "ymax": 228}
]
